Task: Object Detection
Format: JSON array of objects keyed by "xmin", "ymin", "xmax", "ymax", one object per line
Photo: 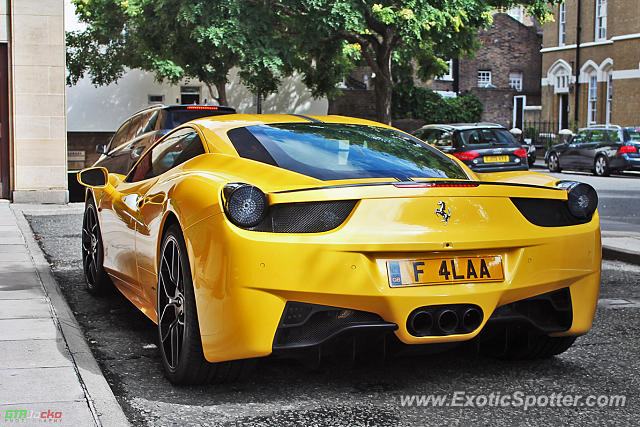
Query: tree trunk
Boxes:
[
  {"xmin": 215, "ymin": 81, "xmax": 228, "ymax": 106},
  {"xmin": 374, "ymin": 50, "xmax": 393, "ymax": 125}
]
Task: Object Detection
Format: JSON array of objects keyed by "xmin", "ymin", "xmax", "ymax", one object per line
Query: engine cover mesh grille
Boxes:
[{"xmin": 250, "ymin": 200, "xmax": 357, "ymax": 233}]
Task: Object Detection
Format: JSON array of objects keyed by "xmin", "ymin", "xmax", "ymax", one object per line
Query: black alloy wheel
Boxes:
[
  {"xmin": 157, "ymin": 232, "xmax": 186, "ymax": 373},
  {"xmin": 81, "ymin": 199, "xmax": 112, "ymax": 294},
  {"xmin": 156, "ymin": 223, "xmax": 256, "ymax": 384}
]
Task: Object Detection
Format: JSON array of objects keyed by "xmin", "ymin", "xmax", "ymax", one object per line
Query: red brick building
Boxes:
[{"xmin": 330, "ymin": 12, "xmax": 543, "ymax": 130}]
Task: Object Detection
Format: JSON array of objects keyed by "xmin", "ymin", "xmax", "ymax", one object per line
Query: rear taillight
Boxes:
[
  {"xmin": 453, "ymin": 151, "xmax": 479, "ymax": 160},
  {"xmin": 514, "ymin": 148, "xmax": 528, "ymax": 158},
  {"xmin": 619, "ymin": 145, "xmax": 637, "ymax": 154},
  {"xmin": 186, "ymin": 105, "xmax": 219, "ymax": 110}
]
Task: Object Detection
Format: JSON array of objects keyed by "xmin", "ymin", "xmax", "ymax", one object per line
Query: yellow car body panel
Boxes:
[{"xmin": 82, "ymin": 114, "xmax": 601, "ymax": 364}]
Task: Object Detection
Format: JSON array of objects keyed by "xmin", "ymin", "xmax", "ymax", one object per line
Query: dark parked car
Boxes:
[
  {"xmin": 95, "ymin": 104, "xmax": 236, "ymax": 175},
  {"xmin": 411, "ymin": 123, "xmax": 529, "ymax": 173},
  {"xmin": 545, "ymin": 125, "xmax": 640, "ymax": 176}
]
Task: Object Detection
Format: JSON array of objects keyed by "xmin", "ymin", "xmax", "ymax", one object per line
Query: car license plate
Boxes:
[
  {"xmin": 387, "ymin": 256, "xmax": 504, "ymax": 287},
  {"xmin": 484, "ymin": 155, "xmax": 509, "ymax": 163}
]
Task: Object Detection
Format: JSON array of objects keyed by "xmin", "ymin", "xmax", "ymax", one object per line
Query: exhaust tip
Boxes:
[
  {"xmin": 409, "ymin": 310, "xmax": 433, "ymax": 335},
  {"xmin": 461, "ymin": 308, "xmax": 483, "ymax": 332},
  {"xmin": 437, "ymin": 309, "xmax": 459, "ymax": 334}
]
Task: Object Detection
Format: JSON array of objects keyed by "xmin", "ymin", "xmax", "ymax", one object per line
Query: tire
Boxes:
[
  {"xmin": 548, "ymin": 152, "xmax": 561, "ymax": 172},
  {"xmin": 482, "ymin": 328, "xmax": 577, "ymax": 360},
  {"xmin": 157, "ymin": 223, "xmax": 255, "ymax": 385},
  {"xmin": 81, "ymin": 198, "xmax": 113, "ymax": 295},
  {"xmin": 594, "ymin": 155, "xmax": 610, "ymax": 176},
  {"xmin": 528, "ymin": 157, "xmax": 535, "ymax": 168}
]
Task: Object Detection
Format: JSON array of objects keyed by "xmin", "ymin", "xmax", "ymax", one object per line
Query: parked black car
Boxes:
[
  {"xmin": 545, "ymin": 125, "xmax": 640, "ymax": 176},
  {"xmin": 95, "ymin": 104, "xmax": 236, "ymax": 175},
  {"xmin": 411, "ymin": 123, "xmax": 529, "ymax": 173}
]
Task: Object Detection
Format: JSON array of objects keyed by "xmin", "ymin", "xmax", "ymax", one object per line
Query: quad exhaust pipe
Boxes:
[{"xmin": 407, "ymin": 305, "xmax": 483, "ymax": 337}]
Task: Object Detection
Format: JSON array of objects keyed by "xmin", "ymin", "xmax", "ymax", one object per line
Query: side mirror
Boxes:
[
  {"xmin": 96, "ymin": 144, "xmax": 108, "ymax": 155},
  {"xmin": 77, "ymin": 167, "xmax": 108, "ymax": 188}
]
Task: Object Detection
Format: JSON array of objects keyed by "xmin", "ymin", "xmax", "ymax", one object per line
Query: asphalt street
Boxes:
[
  {"xmin": 26, "ymin": 176, "xmax": 640, "ymax": 426},
  {"xmin": 530, "ymin": 165, "xmax": 640, "ymax": 233}
]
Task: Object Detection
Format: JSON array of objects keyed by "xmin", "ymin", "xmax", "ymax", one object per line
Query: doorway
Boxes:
[
  {"xmin": 513, "ymin": 95, "xmax": 525, "ymax": 130},
  {"xmin": 0, "ymin": 44, "xmax": 9, "ymax": 199},
  {"xmin": 559, "ymin": 94, "xmax": 569, "ymax": 131}
]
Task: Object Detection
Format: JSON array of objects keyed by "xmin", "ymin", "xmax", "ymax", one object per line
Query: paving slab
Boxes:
[
  {"xmin": 0, "ymin": 298, "xmax": 51, "ymax": 319},
  {"xmin": 0, "ymin": 272, "xmax": 42, "ymax": 289},
  {"xmin": 0, "ymin": 400, "xmax": 95, "ymax": 427},
  {"xmin": 0, "ymin": 288, "xmax": 47, "ymax": 300},
  {"xmin": 0, "ymin": 244, "xmax": 29, "ymax": 255},
  {"xmin": 0, "ymin": 252, "xmax": 31, "ymax": 263},
  {"xmin": 0, "ymin": 338, "xmax": 73, "ymax": 369},
  {"xmin": 0, "ymin": 318, "xmax": 58, "ymax": 341},
  {"xmin": 0, "ymin": 261, "xmax": 38, "ymax": 273},
  {"xmin": 0, "ymin": 367, "xmax": 86, "ymax": 405}
]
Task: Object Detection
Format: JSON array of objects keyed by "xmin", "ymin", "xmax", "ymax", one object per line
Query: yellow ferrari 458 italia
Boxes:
[{"xmin": 77, "ymin": 114, "xmax": 601, "ymax": 384}]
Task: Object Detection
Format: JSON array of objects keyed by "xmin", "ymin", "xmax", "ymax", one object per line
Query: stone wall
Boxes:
[{"xmin": 9, "ymin": 0, "xmax": 68, "ymax": 203}]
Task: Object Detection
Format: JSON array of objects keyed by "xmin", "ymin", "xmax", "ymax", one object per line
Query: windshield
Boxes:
[
  {"xmin": 227, "ymin": 123, "xmax": 467, "ymax": 181},
  {"xmin": 458, "ymin": 128, "xmax": 518, "ymax": 146}
]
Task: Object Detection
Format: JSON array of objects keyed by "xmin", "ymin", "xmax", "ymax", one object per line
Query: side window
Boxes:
[
  {"xmin": 107, "ymin": 120, "xmax": 133, "ymax": 153},
  {"xmin": 586, "ymin": 130, "xmax": 604, "ymax": 143},
  {"xmin": 434, "ymin": 131, "xmax": 453, "ymax": 148},
  {"xmin": 142, "ymin": 111, "xmax": 160, "ymax": 133},
  {"xmin": 128, "ymin": 130, "xmax": 205, "ymax": 182},
  {"xmin": 125, "ymin": 115, "xmax": 144, "ymax": 142},
  {"xmin": 605, "ymin": 130, "xmax": 621, "ymax": 143},
  {"xmin": 572, "ymin": 130, "xmax": 588, "ymax": 144}
]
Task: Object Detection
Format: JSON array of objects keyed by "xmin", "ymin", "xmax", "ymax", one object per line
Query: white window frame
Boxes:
[
  {"xmin": 558, "ymin": 3, "xmax": 566, "ymax": 46},
  {"xmin": 436, "ymin": 59, "xmax": 453, "ymax": 81},
  {"xmin": 595, "ymin": 0, "xmax": 607, "ymax": 41},
  {"xmin": 605, "ymin": 72, "xmax": 613, "ymax": 125},
  {"xmin": 509, "ymin": 72, "xmax": 523, "ymax": 92},
  {"xmin": 477, "ymin": 70, "xmax": 492, "ymax": 87},
  {"xmin": 587, "ymin": 74, "xmax": 598, "ymax": 125},
  {"xmin": 554, "ymin": 71, "xmax": 569, "ymax": 94}
]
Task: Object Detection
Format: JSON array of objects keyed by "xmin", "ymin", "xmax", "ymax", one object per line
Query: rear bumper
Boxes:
[
  {"xmin": 468, "ymin": 163, "xmax": 528, "ymax": 173},
  {"xmin": 185, "ymin": 205, "xmax": 601, "ymax": 363}
]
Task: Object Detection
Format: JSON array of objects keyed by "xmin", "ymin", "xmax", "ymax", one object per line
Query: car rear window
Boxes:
[
  {"xmin": 626, "ymin": 129, "xmax": 640, "ymax": 142},
  {"xmin": 165, "ymin": 109, "xmax": 234, "ymax": 129},
  {"xmin": 227, "ymin": 123, "xmax": 467, "ymax": 181},
  {"xmin": 458, "ymin": 128, "xmax": 517, "ymax": 146}
]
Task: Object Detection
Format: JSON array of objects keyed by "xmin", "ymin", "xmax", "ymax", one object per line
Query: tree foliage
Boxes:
[
  {"xmin": 68, "ymin": 1, "xmax": 559, "ymax": 120},
  {"xmin": 392, "ymin": 84, "xmax": 483, "ymax": 123},
  {"xmin": 274, "ymin": 0, "xmax": 559, "ymax": 124},
  {"xmin": 67, "ymin": 0, "xmax": 289, "ymax": 105}
]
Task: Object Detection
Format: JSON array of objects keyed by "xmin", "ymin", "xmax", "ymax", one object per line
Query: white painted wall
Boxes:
[{"xmin": 64, "ymin": 0, "xmax": 328, "ymax": 132}]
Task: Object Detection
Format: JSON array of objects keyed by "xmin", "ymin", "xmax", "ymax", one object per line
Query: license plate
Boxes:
[
  {"xmin": 387, "ymin": 256, "xmax": 504, "ymax": 287},
  {"xmin": 484, "ymin": 155, "xmax": 510, "ymax": 163}
]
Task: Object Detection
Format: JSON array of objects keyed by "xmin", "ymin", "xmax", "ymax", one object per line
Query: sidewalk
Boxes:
[
  {"xmin": 0, "ymin": 200, "xmax": 129, "ymax": 427},
  {"xmin": 601, "ymin": 231, "xmax": 640, "ymax": 266}
]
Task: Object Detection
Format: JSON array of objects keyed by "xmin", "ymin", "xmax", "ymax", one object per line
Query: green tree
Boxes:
[
  {"xmin": 67, "ymin": 0, "xmax": 288, "ymax": 105},
  {"xmin": 275, "ymin": 0, "xmax": 558, "ymax": 124}
]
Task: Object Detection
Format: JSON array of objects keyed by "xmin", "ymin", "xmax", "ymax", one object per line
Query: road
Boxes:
[
  {"xmin": 25, "ymin": 173, "xmax": 640, "ymax": 426},
  {"xmin": 530, "ymin": 165, "xmax": 640, "ymax": 233}
]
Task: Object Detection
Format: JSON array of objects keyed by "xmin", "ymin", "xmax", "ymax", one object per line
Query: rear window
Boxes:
[
  {"xmin": 165, "ymin": 108, "xmax": 234, "ymax": 129},
  {"xmin": 458, "ymin": 128, "xmax": 517, "ymax": 146},
  {"xmin": 626, "ymin": 129, "xmax": 640, "ymax": 142},
  {"xmin": 227, "ymin": 123, "xmax": 467, "ymax": 181}
]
